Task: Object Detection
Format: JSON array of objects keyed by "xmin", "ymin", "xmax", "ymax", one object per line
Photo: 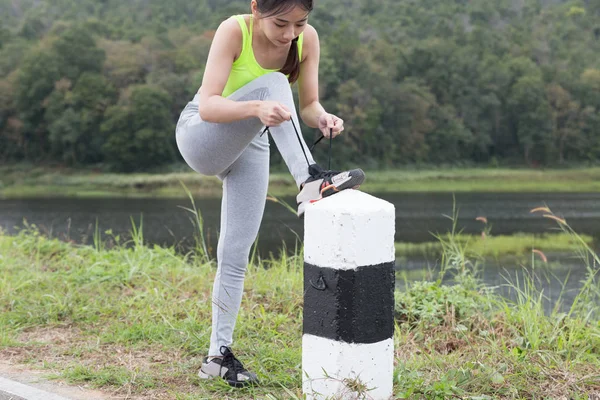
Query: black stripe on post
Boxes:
[{"xmin": 303, "ymin": 262, "xmax": 395, "ymax": 344}]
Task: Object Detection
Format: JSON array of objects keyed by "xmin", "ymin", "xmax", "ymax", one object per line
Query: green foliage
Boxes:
[
  {"xmin": 395, "ymin": 280, "xmax": 481, "ymax": 327},
  {"xmin": 14, "ymin": 48, "xmax": 62, "ymax": 158},
  {"xmin": 395, "ymin": 232, "xmax": 596, "ymax": 259},
  {"xmin": 1, "ymin": 0, "xmax": 600, "ymax": 169},
  {"xmin": 0, "ymin": 38, "xmax": 28, "ymax": 78},
  {"xmin": 44, "ymin": 73, "xmax": 117, "ymax": 164},
  {"xmin": 101, "ymin": 85, "xmax": 176, "ymax": 171},
  {"xmin": 52, "ymin": 26, "xmax": 105, "ymax": 81},
  {"xmin": 508, "ymin": 75, "xmax": 553, "ymax": 163}
]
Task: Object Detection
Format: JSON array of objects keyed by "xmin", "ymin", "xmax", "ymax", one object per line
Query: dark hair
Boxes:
[{"xmin": 255, "ymin": 0, "xmax": 314, "ymax": 83}]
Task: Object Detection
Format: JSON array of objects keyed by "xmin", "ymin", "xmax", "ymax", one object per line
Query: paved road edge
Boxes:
[{"xmin": 0, "ymin": 376, "xmax": 71, "ymax": 400}]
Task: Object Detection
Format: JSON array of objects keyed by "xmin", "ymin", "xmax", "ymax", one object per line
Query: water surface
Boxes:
[
  {"xmin": 1, "ymin": 192, "xmax": 599, "ymax": 309},
  {"xmin": 1, "ymin": 192, "xmax": 598, "ymax": 254}
]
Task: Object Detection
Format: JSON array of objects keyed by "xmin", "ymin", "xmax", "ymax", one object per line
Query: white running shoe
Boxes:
[
  {"xmin": 198, "ymin": 346, "xmax": 259, "ymax": 388},
  {"xmin": 296, "ymin": 163, "xmax": 365, "ymax": 217}
]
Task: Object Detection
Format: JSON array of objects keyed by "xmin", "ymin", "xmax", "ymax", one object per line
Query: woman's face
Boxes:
[{"xmin": 253, "ymin": 3, "xmax": 309, "ymax": 47}]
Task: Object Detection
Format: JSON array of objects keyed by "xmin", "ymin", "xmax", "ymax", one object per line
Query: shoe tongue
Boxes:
[
  {"xmin": 308, "ymin": 164, "xmax": 324, "ymax": 177},
  {"xmin": 220, "ymin": 346, "xmax": 233, "ymax": 357},
  {"xmin": 219, "ymin": 346, "xmax": 244, "ymax": 371}
]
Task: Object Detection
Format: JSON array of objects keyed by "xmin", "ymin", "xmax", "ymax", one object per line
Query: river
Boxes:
[{"xmin": 1, "ymin": 192, "xmax": 599, "ymax": 309}]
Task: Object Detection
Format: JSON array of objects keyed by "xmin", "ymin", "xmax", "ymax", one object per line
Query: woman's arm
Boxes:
[
  {"xmin": 298, "ymin": 25, "xmax": 323, "ymax": 127},
  {"xmin": 198, "ymin": 18, "xmax": 261, "ymax": 123},
  {"xmin": 298, "ymin": 25, "xmax": 344, "ymax": 138}
]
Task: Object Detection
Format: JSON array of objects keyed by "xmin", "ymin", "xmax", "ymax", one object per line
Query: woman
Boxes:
[{"xmin": 175, "ymin": 0, "xmax": 365, "ymax": 387}]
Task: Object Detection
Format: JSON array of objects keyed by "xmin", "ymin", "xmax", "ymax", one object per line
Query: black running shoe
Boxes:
[
  {"xmin": 198, "ymin": 346, "xmax": 259, "ymax": 388},
  {"xmin": 296, "ymin": 163, "xmax": 365, "ymax": 217}
]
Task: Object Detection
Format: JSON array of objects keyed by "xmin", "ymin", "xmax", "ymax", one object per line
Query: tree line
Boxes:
[{"xmin": 1, "ymin": 0, "xmax": 600, "ymax": 171}]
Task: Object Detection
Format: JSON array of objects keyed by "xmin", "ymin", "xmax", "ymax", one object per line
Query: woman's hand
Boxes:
[
  {"xmin": 318, "ymin": 113, "xmax": 344, "ymax": 138},
  {"xmin": 257, "ymin": 101, "xmax": 291, "ymax": 127}
]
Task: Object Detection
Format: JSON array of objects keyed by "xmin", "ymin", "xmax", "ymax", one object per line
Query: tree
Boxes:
[
  {"xmin": 0, "ymin": 72, "xmax": 23, "ymax": 160},
  {"xmin": 52, "ymin": 26, "xmax": 105, "ymax": 82},
  {"xmin": 0, "ymin": 38, "xmax": 29, "ymax": 78},
  {"xmin": 18, "ymin": 8, "xmax": 51, "ymax": 40},
  {"xmin": 333, "ymin": 79, "xmax": 383, "ymax": 164},
  {"xmin": 579, "ymin": 106, "xmax": 600, "ymax": 161},
  {"xmin": 507, "ymin": 75, "xmax": 553, "ymax": 164},
  {"xmin": 426, "ymin": 104, "xmax": 474, "ymax": 163},
  {"xmin": 99, "ymin": 39, "xmax": 149, "ymax": 88},
  {"xmin": 101, "ymin": 85, "xmax": 176, "ymax": 171},
  {"xmin": 546, "ymin": 83, "xmax": 581, "ymax": 163},
  {"xmin": 380, "ymin": 79, "xmax": 436, "ymax": 164},
  {"xmin": 44, "ymin": 73, "xmax": 117, "ymax": 164},
  {"xmin": 3, "ymin": 0, "xmax": 600, "ymax": 167},
  {"xmin": 580, "ymin": 69, "xmax": 600, "ymax": 109},
  {"xmin": 0, "ymin": 21, "xmax": 11, "ymax": 49},
  {"xmin": 14, "ymin": 48, "xmax": 62, "ymax": 159}
]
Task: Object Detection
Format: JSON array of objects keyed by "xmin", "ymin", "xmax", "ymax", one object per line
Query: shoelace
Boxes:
[
  {"xmin": 309, "ymin": 165, "xmax": 340, "ymax": 180},
  {"xmin": 262, "ymin": 121, "xmax": 333, "ymax": 170},
  {"xmin": 220, "ymin": 346, "xmax": 244, "ymax": 378}
]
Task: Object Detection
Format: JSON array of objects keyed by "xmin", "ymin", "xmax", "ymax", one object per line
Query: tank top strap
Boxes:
[
  {"xmin": 298, "ymin": 32, "xmax": 304, "ymax": 62},
  {"xmin": 233, "ymin": 15, "xmax": 250, "ymax": 54}
]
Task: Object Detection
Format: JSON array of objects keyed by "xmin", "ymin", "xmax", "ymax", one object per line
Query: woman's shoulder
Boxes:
[
  {"xmin": 221, "ymin": 14, "xmax": 252, "ymax": 32},
  {"xmin": 301, "ymin": 24, "xmax": 319, "ymax": 62},
  {"xmin": 213, "ymin": 16, "xmax": 245, "ymax": 60},
  {"xmin": 303, "ymin": 23, "xmax": 318, "ymax": 40},
  {"xmin": 218, "ymin": 15, "xmax": 251, "ymax": 44},
  {"xmin": 219, "ymin": 15, "xmax": 246, "ymax": 32}
]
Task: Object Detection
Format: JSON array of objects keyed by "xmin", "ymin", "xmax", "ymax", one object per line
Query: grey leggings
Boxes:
[{"xmin": 175, "ymin": 72, "xmax": 315, "ymax": 356}]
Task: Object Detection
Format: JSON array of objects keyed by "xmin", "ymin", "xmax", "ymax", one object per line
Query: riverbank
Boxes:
[
  {"xmin": 1, "ymin": 216, "xmax": 599, "ymax": 398},
  {"xmin": 396, "ymin": 232, "xmax": 596, "ymax": 259},
  {"xmin": 2, "ymin": 165, "xmax": 600, "ymax": 198}
]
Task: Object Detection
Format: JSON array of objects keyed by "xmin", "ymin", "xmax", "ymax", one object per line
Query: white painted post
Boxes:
[{"xmin": 302, "ymin": 190, "xmax": 396, "ymax": 400}]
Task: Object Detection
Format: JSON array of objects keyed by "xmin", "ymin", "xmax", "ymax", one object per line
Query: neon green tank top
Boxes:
[{"xmin": 221, "ymin": 15, "xmax": 304, "ymax": 97}]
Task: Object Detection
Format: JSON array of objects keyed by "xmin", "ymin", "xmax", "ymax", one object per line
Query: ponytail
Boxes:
[{"xmin": 280, "ymin": 37, "xmax": 300, "ymax": 84}]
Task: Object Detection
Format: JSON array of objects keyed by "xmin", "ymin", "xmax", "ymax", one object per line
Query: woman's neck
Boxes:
[{"xmin": 251, "ymin": 16, "xmax": 288, "ymax": 54}]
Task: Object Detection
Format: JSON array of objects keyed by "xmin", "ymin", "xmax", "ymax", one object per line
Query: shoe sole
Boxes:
[
  {"xmin": 296, "ymin": 185, "xmax": 361, "ymax": 219},
  {"xmin": 198, "ymin": 369, "xmax": 212, "ymax": 380},
  {"xmin": 321, "ymin": 169, "xmax": 365, "ymax": 198},
  {"xmin": 198, "ymin": 369, "xmax": 258, "ymax": 388},
  {"xmin": 297, "ymin": 169, "xmax": 365, "ymax": 218}
]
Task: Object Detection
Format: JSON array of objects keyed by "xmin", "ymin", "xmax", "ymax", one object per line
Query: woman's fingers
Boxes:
[
  {"xmin": 279, "ymin": 103, "xmax": 291, "ymax": 114},
  {"xmin": 331, "ymin": 117, "xmax": 344, "ymax": 137},
  {"xmin": 326, "ymin": 114, "xmax": 335, "ymax": 129},
  {"xmin": 268, "ymin": 115, "xmax": 287, "ymax": 127},
  {"xmin": 275, "ymin": 104, "xmax": 291, "ymax": 121},
  {"xmin": 319, "ymin": 114, "xmax": 333, "ymax": 137},
  {"xmin": 321, "ymin": 117, "xmax": 344, "ymax": 139}
]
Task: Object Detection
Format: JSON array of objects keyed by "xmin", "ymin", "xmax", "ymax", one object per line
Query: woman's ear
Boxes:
[{"xmin": 250, "ymin": 0, "xmax": 259, "ymax": 16}]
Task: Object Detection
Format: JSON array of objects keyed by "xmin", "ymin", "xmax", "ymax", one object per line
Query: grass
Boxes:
[
  {"xmin": 395, "ymin": 232, "xmax": 596, "ymax": 259},
  {"xmin": 2, "ymin": 164, "xmax": 600, "ymax": 198},
  {"xmin": 0, "ymin": 205, "xmax": 599, "ymax": 398}
]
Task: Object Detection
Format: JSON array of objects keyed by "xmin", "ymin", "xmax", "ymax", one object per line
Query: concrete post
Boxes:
[{"xmin": 302, "ymin": 190, "xmax": 395, "ymax": 400}]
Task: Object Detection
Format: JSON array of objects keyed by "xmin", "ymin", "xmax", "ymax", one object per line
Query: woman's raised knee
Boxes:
[{"xmin": 256, "ymin": 71, "xmax": 289, "ymax": 89}]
